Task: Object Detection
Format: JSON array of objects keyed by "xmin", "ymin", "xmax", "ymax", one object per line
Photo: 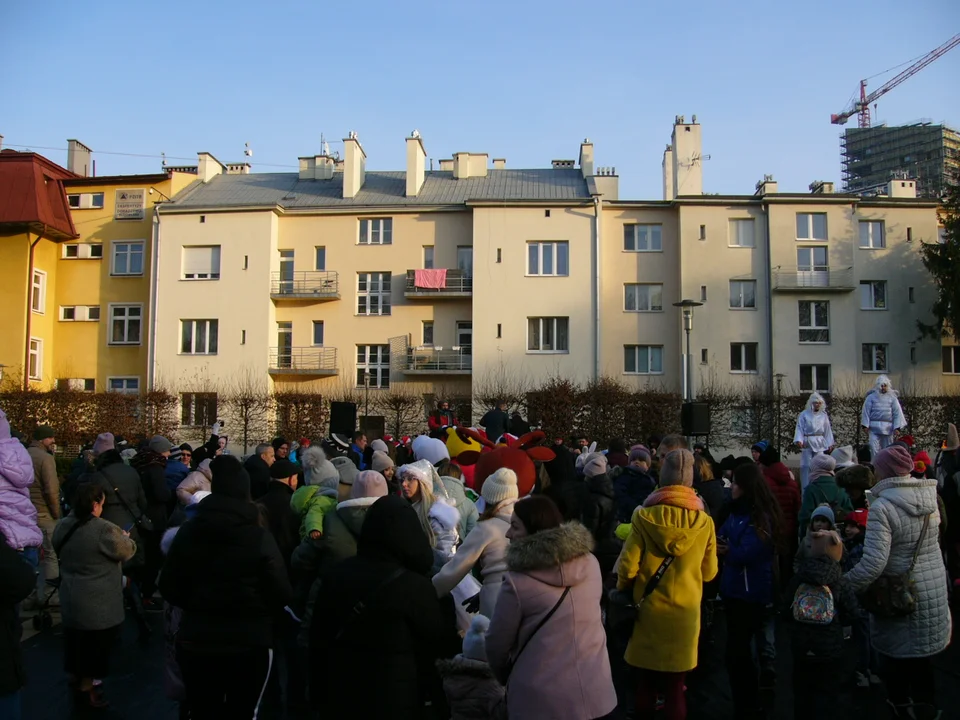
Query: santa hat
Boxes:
[{"xmin": 899, "ymin": 435, "xmax": 915, "ymax": 449}]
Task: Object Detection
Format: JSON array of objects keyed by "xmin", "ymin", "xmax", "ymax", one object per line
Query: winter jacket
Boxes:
[
  {"xmin": 616, "ymin": 494, "xmax": 718, "ymax": 673},
  {"xmin": 420, "ymin": 500, "xmax": 461, "ymax": 575},
  {"xmin": 175, "ymin": 463, "xmax": 212, "ymax": 506},
  {"xmin": 433, "ymin": 504, "xmax": 513, "ymax": 618},
  {"xmin": 429, "ymin": 409, "xmax": 459, "ymax": 432},
  {"xmin": 717, "ymin": 499, "xmax": 776, "ymax": 605},
  {"xmin": 0, "ymin": 410, "xmax": 42, "ymax": 550},
  {"xmin": 508, "ymin": 414, "xmax": 530, "ymax": 437},
  {"xmin": 694, "ymin": 478, "xmax": 727, "ymax": 520},
  {"xmin": 159, "ymin": 493, "xmax": 293, "ymax": 648},
  {"xmin": 486, "ymin": 522, "xmax": 617, "ymax": 720},
  {"xmin": 164, "ymin": 460, "xmax": 190, "ymax": 493},
  {"xmin": 606, "ymin": 451, "xmax": 629, "ymax": 469},
  {"xmin": 243, "ymin": 454, "xmax": 272, "ymax": 500},
  {"xmin": 783, "ymin": 554, "xmax": 857, "ymax": 660},
  {"xmin": 437, "ymin": 474, "xmax": 478, "ymax": 542},
  {"xmin": 613, "ymin": 466, "xmax": 656, "ymax": 523},
  {"xmin": 309, "ymin": 495, "xmax": 460, "ymax": 720},
  {"xmin": 436, "ymin": 655, "xmax": 506, "ymax": 720},
  {"xmin": 799, "ymin": 476, "xmax": 853, "ymax": 532},
  {"xmin": 763, "ymin": 461, "xmax": 802, "ymax": 543},
  {"xmin": 843, "ymin": 476, "xmax": 951, "ymax": 658},
  {"xmin": 0, "ymin": 532, "xmax": 36, "ymax": 695},
  {"xmin": 580, "ymin": 472, "xmax": 620, "ymax": 574},
  {"xmin": 861, "ymin": 390, "xmax": 906, "ymax": 436},
  {"xmin": 92, "ymin": 456, "xmax": 149, "ymax": 568},
  {"xmin": 27, "ymin": 442, "xmax": 60, "ymax": 519},
  {"xmin": 131, "ymin": 449, "xmax": 171, "ymax": 531},
  {"xmin": 290, "ymin": 485, "xmax": 338, "ymax": 539},
  {"xmin": 543, "ymin": 444, "xmax": 577, "ymax": 488},
  {"xmin": 479, "ymin": 409, "xmax": 509, "ymax": 443},
  {"xmin": 843, "ymin": 535, "xmax": 865, "ymax": 573},
  {"xmin": 256, "ymin": 481, "xmax": 301, "ymax": 569},
  {"xmin": 53, "ymin": 513, "xmax": 137, "ymax": 630}
]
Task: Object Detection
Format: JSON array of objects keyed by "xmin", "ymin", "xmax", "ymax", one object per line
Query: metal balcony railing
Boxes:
[
  {"xmin": 403, "ymin": 347, "xmax": 472, "ymax": 373},
  {"xmin": 404, "ymin": 269, "xmax": 473, "ymax": 296},
  {"xmin": 771, "ymin": 266, "xmax": 855, "ymax": 292},
  {"xmin": 270, "ymin": 271, "xmax": 340, "ymax": 299},
  {"xmin": 268, "ymin": 347, "xmax": 338, "ymax": 375}
]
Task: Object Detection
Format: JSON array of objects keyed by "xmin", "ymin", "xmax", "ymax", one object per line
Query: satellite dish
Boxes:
[{"xmin": 244, "ymin": 142, "xmax": 253, "ymax": 158}]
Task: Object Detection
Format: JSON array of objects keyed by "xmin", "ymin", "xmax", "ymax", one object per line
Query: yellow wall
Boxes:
[{"xmin": 0, "ymin": 232, "xmax": 32, "ymax": 384}]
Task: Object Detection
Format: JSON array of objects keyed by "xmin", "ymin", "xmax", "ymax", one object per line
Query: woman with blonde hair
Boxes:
[{"xmin": 398, "ymin": 462, "xmax": 460, "ymax": 574}]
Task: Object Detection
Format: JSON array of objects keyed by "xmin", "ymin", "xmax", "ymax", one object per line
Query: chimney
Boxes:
[
  {"xmin": 439, "ymin": 159, "xmax": 454, "ymax": 172},
  {"xmin": 197, "ymin": 152, "xmax": 224, "ymax": 182},
  {"xmin": 579, "ymin": 139, "xmax": 594, "ymax": 178},
  {"xmin": 299, "ymin": 156, "xmax": 315, "ymax": 180},
  {"xmin": 315, "ymin": 155, "xmax": 334, "ymax": 180},
  {"xmin": 453, "ymin": 152, "xmax": 470, "ymax": 179},
  {"xmin": 552, "ymin": 160, "xmax": 576, "ymax": 169},
  {"xmin": 670, "ymin": 116, "xmax": 703, "ymax": 197},
  {"xmin": 888, "ymin": 179, "xmax": 917, "ymax": 199},
  {"xmin": 67, "ymin": 139, "xmax": 92, "ymax": 177},
  {"xmin": 754, "ymin": 174, "xmax": 778, "ymax": 196},
  {"xmin": 343, "ymin": 132, "xmax": 366, "ymax": 198},
  {"xmin": 406, "ymin": 131, "xmax": 426, "ymax": 197},
  {"xmin": 662, "ymin": 144, "xmax": 675, "ymax": 201},
  {"xmin": 809, "ymin": 180, "xmax": 835, "ymax": 194},
  {"xmin": 226, "ymin": 163, "xmax": 251, "ymax": 175},
  {"xmin": 492, "ymin": 158, "xmax": 506, "ymax": 169}
]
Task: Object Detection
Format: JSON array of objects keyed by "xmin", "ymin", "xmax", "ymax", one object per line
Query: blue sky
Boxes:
[{"xmin": 2, "ymin": 0, "xmax": 957, "ymax": 199}]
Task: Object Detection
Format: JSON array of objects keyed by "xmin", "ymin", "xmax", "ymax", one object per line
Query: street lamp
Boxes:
[{"xmin": 673, "ymin": 300, "xmax": 703, "ymax": 402}]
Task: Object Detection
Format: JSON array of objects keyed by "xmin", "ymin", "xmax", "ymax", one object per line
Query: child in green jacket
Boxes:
[{"xmin": 291, "ymin": 446, "xmax": 342, "ymax": 539}]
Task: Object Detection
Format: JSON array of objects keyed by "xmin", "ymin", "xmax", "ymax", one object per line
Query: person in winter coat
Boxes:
[
  {"xmin": 612, "ymin": 446, "xmax": 657, "ymax": 523},
  {"xmin": 131, "ymin": 435, "xmax": 174, "ymax": 597},
  {"xmin": 159, "ymin": 455, "xmax": 293, "ymax": 720},
  {"xmin": 436, "ymin": 614, "xmax": 506, "ymax": 720},
  {"xmin": 435, "ymin": 462, "xmax": 479, "ymax": 541},
  {"xmin": 717, "ymin": 462, "xmax": 784, "ymax": 720},
  {"xmin": 861, "ymin": 375, "xmax": 907, "ymax": 460},
  {"xmin": 798, "ymin": 453, "xmax": 853, "ymax": 532},
  {"xmin": 27, "ymin": 425, "xmax": 61, "ymax": 595},
  {"xmin": 759, "ymin": 446, "xmax": 801, "ymax": 579},
  {"xmin": 429, "ymin": 400, "xmax": 459, "ymax": 434},
  {"xmin": 332, "ymin": 454, "xmax": 359, "ymax": 501},
  {"xmin": 164, "ymin": 448, "xmax": 191, "ymax": 494},
  {"xmin": 692, "ymin": 454, "xmax": 726, "ymax": 519},
  {"xmin": 480, "ymin": 402, "xmax": 510, "ymax": 444},
  {"xmin": 309, "ymin": 495, "xmax": 461, "ymax": 720},
  {"xmin": 836, "ymin": 463, "xmax": 874, "ymax": 510},
  {"xmin": 372, "ymin": 450, "xmax": 397, "ymax": 493},
  {"xmin": 243, "ymin": 444, "xmax": 275, "ymax": 500},
  {"xmin": 605, "ymin": 438, "xmax": 629, "ymax": 469},
  {"xmin": 794, "ymin": 392, "xmax": 835, "ymax": 489},
  {"xmin": 485, "ymin": 495, "xmax": 617, "ymax": 720},
  {"xmin": 433, "ymin": 468, "xmax": 518, "ymax": 618},
  {"xmin": 795, "ymin": 505, "xmax": 845, "ymax": 568},
  {"xmin": 400, "ymin": 463, "xmax": 460, "ymax": 575},
  {"xmin": 579, "ymin": 453, "xmax": 619, "ymax": 575},
  {"xmin": 175, "ymin": 459, "xmax": 213, "ymax": 506},
  {"xmin": 843, "ymin": 445, "xmax": 950, "ymax": 719},
  {"xmin": 0, "ymin": 409, "xmax": 43, "ymax": 580},
  {"xmin": 508, "ymin": 411, "xmax": 531, "ymax": 437},
  {"xmin": 616, "ymin": 449, "xmax": 718, "ymax": 720},
  {"xmin": 0, "ymin": 528, "xmax": 36, "ymax": 719},
  {"xmin": 290, "ymin": 448, "xmax": 341, "ymax": 540},
  {"xmin": 256, "ymin": 458, "xmax": 301, "ymax": 569}
]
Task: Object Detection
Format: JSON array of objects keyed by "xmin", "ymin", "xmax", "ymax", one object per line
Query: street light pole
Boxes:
[
  {"xmin": 673, "ymin": 300, "xmax": 704, "ymax": 402},
  {"xmin": 364, "ymin": 370, "xmax": 370, "ymax": 435}
]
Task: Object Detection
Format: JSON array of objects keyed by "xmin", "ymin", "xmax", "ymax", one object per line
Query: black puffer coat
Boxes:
[
  {"xmin": 243, "ymin": 455, "xmax": 272, "ymax": 501},
  {"xmin": 612, "ymin": 466, "xmax": 657, "ymax": 523},
  {"xmin": 581, "ymin": 473, "xmax": 620, "ymax": 574},
  {"xmin": 255, "ymin": 481, "xmax": 300, "ymax": 571},
  {"xmin": 0, "ymin": 534, "xmax": 35, "ymax": 695}
]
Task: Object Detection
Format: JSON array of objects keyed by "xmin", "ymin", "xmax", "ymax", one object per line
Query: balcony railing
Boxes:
[
  {"xmin": 404, "ymin": 269, "xmax": 473, "ymax": 298},
  {"xmin": 268, "ymin": 347, "xmax": 338, "ymax": 375},
  {"xmin": 270, "ymin": 271, "xmax": 340, "ymax": 300},
  {"xmin": 771, "ymin": 267, "xmax": 855, "ymax": 292},
  {"xmin": 403, "ymin": 347, "xmax": 472, "ymax": 374}
]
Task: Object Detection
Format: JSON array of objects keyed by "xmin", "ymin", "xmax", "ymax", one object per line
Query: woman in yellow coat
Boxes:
[{"xmin": 615, "ymin": 449, "xmax": 718, "ymax": 720}]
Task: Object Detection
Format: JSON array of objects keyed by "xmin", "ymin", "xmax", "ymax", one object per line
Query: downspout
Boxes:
[
  {"xmin": 147, "ymin": 206, "xmax": 161, "ymax": 390},
  {"xmin": 24, "ymin": 228, "xmax": 44, "ymax": 390},
  {"xmin": 762, "ymin": 203, "xmax": 774, "ymax": 399},
  {"xmin": 593, "ymin": 195, "xmax": 602, "ymax": 381}
]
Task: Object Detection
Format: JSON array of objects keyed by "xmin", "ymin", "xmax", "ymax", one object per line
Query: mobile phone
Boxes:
[{"xmin": 123, "ymin": 522, "xmax": 135, "ymax": 533}]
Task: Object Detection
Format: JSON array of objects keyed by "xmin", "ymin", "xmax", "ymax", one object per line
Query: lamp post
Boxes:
[
  {"xmin": 673, "ymin": 300, "xmax": 703, "ymax": 402},
  {"xmin": 363, "ymin": 370, "xmax": 370, "ymax": 435},
  {"xmin": 774, "ymin": 373, "xmax": 786, "ymax": 453}
]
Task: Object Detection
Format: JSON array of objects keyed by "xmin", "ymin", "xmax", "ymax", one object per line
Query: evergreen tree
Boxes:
[{"xmin": 918, "ymin": 181, "xmax": 960, "ymax": 339}]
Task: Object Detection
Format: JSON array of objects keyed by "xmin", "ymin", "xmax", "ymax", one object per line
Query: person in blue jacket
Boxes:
[{"xmin": 717, "ymin": 462, "xmax": 784, "ymax": 720}]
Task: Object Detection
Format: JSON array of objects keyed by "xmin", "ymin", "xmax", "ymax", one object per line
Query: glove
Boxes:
[
  {"xmin": 211, "ymin": 421, "xmax": 222, "ymax": 438},
  {"xmin": 461, "ymin": 593, "xmax": 481, "ymax": 614}
]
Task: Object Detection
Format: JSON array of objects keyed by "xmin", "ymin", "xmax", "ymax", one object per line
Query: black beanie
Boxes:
[
  {"xmin": 210, "ymin": 455, "xmax": 251, "ymax": 500},
  {"xmin": 759, "ymin": 446, "xmax": 781, "ymax": 466}
]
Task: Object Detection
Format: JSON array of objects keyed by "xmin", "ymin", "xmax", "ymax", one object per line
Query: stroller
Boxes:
[{"xmin": 31, "ymin": 546, "xmax": 60, "ymax": 631}]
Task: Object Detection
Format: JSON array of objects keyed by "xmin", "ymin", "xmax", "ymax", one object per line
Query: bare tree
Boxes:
[
  {"xmin": 374, "ymin": 383, "xmax": 425, "ymax": 438},
  {"xmin": 222, "ymin": 369, "xmax": 273, "ymax": 454}
]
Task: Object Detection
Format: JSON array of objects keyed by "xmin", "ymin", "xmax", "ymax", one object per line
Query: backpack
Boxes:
[{"xmin": 791, "ymin": 582, "xmax": 836, "ymax": 625}]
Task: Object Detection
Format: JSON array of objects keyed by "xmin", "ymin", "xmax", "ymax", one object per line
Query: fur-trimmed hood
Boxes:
[
  {"xmin": 436, "ymin": 655, "xmax": 497, "ymax": 679},
  {"xmin": 836, "ymin": 463, "xmax": 874, "ymax": 491},
  {"xmin": 506, "ymin": 522, "xmax": 596, "ymax": 587},
  {"xmin": 428, "ymin": 498, "xmax": 460, "ymax": 531}
]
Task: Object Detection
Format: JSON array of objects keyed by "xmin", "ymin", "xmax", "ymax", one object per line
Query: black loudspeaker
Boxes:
[
  {"xmin": 681, "ymin": 402, "xmax": 711, "ymax": 436},
  {"xmin": 330, "ymin": 402, "xmax": 358, "ymax": 436}
]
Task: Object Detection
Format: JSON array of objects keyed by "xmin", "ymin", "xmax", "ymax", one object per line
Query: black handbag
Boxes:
[
  {"xmin": 859, "ymin": 514, "xmax": 929, "ymax": 618},
  {"xmin": 108, "ymin": 482, "xmax": 155, "ymax": 534}
]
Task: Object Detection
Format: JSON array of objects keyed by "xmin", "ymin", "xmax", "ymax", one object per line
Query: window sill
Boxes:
[
  {"xmin": 108, "ymin": 342, "xmax": 142, "ymax": 347},
  {"xmin": 526, "ymin": 350, "xmax": 569, "ymax": 355},
  {"xmin": 31, "ymin": 310, "xmax": 45, "ymax": 315},
  {"xmin": 623, "ymin": 371, "xmax": 664, "ymax": 376},
  {"xmin": 727, "ymin": 245, "xmax": 755, "ymax": 249},
  {"xmin": 355, "ymin": 313, "xmax": 392, "ymax": 318},
  {"xmin": 860, "ymin": 307, "xmax": 888, "ymax": 311},
  {"xmin": 59, "ymin": 319, "xmax": 99, "ymax": 323},
  {"xmin": 524, "ymin": 274, "xmax": 570, "ymax": 278},
  {"xmin": 180, "ymin": 277, "xmax": 221, "ymax": 281},
  {"xmin": 623, "ymin": 309, "xmax": 664, "ymax": 314},
  {"xmin": 110, "ymin": 273, "xmax": 145, "ymax": 278},
  {"xmin": 61, "ymin": 257, "xmax": 103, "ymax": 261},
  {"xmin": 943, "ymin": 372, "xmax": 960, "ymax": 376},
  {"xmin": 28, "ymin": 376, "xmax": 42, "ymax": 382},
  {"xmin": 796, "ymin": 239, "xmax": 828, "ymax": 243},
  {"xmin": 859, "ymin": 246, "xmax": 886, "ymax": 251},
  {"xmin": 730, "ymin": 370, "xmax": 759, "ymax": 375},
  {"xmin": 622, "ymin": 249, "xmax": 663, "ymax": 254},
  {"xmin": 178, "ymin": 353, "xmax": 219, "ymax": 357},
  {"xmin": 68, "ymin": 207, "xmax": 105, "ymax": 211},
  {"xmin": 862, "ymin": 370, "xmax": 889, "ymax": 374},
  {"xmin": 799, "ymin": 341, "xmax": 831, "ymax": 345},
  {"xmin": 729, "ymin": 307, "xmax": 757, "ymax": 311},
  {"xmin": 356, "ymin": 242, "xmax": 393, "ymax": 246}
]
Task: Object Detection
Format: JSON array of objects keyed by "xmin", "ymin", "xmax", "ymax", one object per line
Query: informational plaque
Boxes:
[{"xmin": 115, "ymin": 188, "xmax": 145, "ymax": 219}]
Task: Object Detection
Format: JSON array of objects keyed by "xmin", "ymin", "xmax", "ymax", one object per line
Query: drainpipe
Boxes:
[
  {"xmin": 593, "ymin": 195, "xmax": 602, "ymax": 381},
  {"xmin": 147, "ymin": 206, "xmax": 161, "ymax": 390},
  {"xmin": 24, "ymin": 228, "xmax": 44, "ymax": 390},
  {"xmin": 762, "ymin": 204, "xmax": 774, "ymax": 399}
]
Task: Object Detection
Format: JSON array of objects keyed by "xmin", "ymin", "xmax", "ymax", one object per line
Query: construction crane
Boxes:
[{"xmin": 831, "ymin": 33, "xmax": 960, "ymax": 127}]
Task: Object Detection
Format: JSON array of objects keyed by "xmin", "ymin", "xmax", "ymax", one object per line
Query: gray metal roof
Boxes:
[{"xmin": 166, "ymin": 169, "xmax": 591, "ymax": 209}]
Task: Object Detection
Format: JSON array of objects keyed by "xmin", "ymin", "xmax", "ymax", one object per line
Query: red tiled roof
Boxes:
[{"xmin": 0, "ymin": 150, "xmax": 79, "ymax": 239}]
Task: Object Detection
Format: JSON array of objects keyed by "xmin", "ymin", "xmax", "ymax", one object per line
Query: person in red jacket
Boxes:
[
  {"xmin": 428, "ymin": 400, "xmax": 459, "ymax": 434},
  {"xmin": 759, "ymin": 446, "xmax": 801, "ymax": 584}
]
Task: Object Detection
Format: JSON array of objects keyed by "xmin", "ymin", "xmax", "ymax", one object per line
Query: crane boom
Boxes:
[{"xmin": 831, "ymin": 33, "xmax": 960, "ymax": 127}]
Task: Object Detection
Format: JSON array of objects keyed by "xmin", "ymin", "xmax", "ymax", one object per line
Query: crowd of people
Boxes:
[{"xmin": 0, "ymin": 388, "xmax": 957, "ymax": 720}]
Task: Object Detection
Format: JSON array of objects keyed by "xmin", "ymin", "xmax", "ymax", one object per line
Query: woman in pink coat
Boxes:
[
  {"xmin": 485, "ymin": 495, "xmax": 617, "ymax": 720},
  {"xmin": 0, "ymin": 409, "xmax": 42, "ymax": 556}
]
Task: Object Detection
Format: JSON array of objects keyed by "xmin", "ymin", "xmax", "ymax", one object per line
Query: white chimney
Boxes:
[
  {"xmin": 662, "ymin": 144, "xmax": 675, "ymax": 201},
  {"xmin": 197, "ymin": 152, "xmax": 224, "ymax": 183},
  {"xmin": 299, "ymin": 157, "xmax": 315, "ymax": 180},
  {"xmin": 343, "ymin": 132, "xmax": 366, "ymax": 198},
  {"xmin": 406, "ymin": 131, "xmax": 426, "ymax": 197},
  {"xmin": 888, "ymin": 179, "xmax": 917, "ymax": 198},
  {"xmin": 439, "ymin": 159, "xmax": 454, "ymax": 171},
  {"xmin": 492, "ymin": 158, "xmax": 506, "ymax": 169},
  {"xmin": 670, "ymin": 117, "xmax": 703, "ymax": 197},
  {"xmin": 754, "ymin": 174, "xmax": 778, "ymax": 196},
  {"xmin": 67, "ymin": 139, "xmax": 92, "ymax": 177},
  {"xmin": 315, "ymin": 155, "xmax": 335, "ymax": 180},
  {"xmin": 453, "ymin": 152, "xmax": 470, "ymax": 179},
  {"xmin": 809, "ymin": 180, "xmax": 835, "ymax": 194},
  {"xmin": 579, "ymin": 139, "xmax": 594, "ymax": 178}
]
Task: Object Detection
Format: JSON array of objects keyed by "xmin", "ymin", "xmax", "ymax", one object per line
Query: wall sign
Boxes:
[{"xmin": 115, "ymin": 188, "xmax": 145, "ymax": 220}]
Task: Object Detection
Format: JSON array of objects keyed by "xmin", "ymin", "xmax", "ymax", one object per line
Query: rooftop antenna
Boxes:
[
  {"xmin": 321, "ymin": 132, "xmax": 330, "ymax": 157},
  {"xmin": 161, "ymin": 152, "xmax": 167, "ymax": 167},
  {"xmin": 244, "ymin": 142, "xmax": 253, "ymax": 158}
]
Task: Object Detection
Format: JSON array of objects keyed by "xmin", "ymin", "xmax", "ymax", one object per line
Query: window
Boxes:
[
  {"xmin": 456, "ymin": 321, "xmax": 472, "ymax": 352},
  {"xmin": 545, "ymin": 209, "xmax": 551, "ymax": 218},
  {"xmin": 910, "ymin": 347, "xmax": 917, "ymax": 365},
  {"xmin": 359, "ymin": 218, "xmax": 393, "ymax": 245},
  {"xmin": 109, "ymin": 304, "xmax": 142, "ymax": 345},
  {"xmin": 200, "ymin": 215, "xmax": 206, "ymax": 223},
  {"xmin": 860, "ymin": 281, "xmax": 887, "ymax": 310},
  {"xmin": 422, "ymin": 321, "xmax": 434, "ymax": 345},
  {"xmin": 624, "ymin": 284, "xmax": 664, "ymax": 312},
  {"xmin": 624, "ymin": 345, "xmax": 664, "ymax": 374},
  {"xmin": 859, "ymin": 220, "xmax": 885, "ymax": 249},
  {"xmin": 796, "ymin": 213, "xmax": 828, "ymax": 241},
  {"xmin": 57, "ymin": 378, "xmax": 95, "ymax": 392},
  {"xmin": 59, "ymin": 305, "xmax": 99, "ymax": 322},
  {"xmin": 422, "ymin": 246, "xmax": 434, "ymax": 269},
  {"xmin": 730, "ymin": 342, "xmax": 758, "ymax": 373},
  {"xmin": 699, "ymin": 224, "xmax": 706, "ymax": 240},
  {"xmin": 909, "ymin": 287, "xmax": 915, "ymax": 303},
  {"xmin": 729, "ymin": 219, "xmax": 755, "ymax": 248},
  {"xmin": 623, "ymin": 224, "xmax": 662, "ymax": 252},
  {"xmin": 862, "ymin": 343, "xmax": 888, "ymax": 372},
  {"xmin": 28, "ymin": 338, "xmax": 42, "ymax": 380},
  {"xmin": 31, "ymin": 270, "xmax": 46, "ymax": 313},
  {"xmin": 181, "ymin": 393, "xmax": 218, "ymax": 427},
  {"xmin": 182, "ymin": 246, "xmax": 221, "ymax": 279},
  {"xmin": 496, "ymin": 248, "xmax": 502, "ymax": 263},
  {"xmin": 356, "ymin": 345, "xmax": 390, "ymax": 388},
  {"xmin": 457, "ymin": 246, "xmax": 473, "ymax": 277},
  {"xmin": 527, "ymin": 241, "xmax": 569, "ymax": 276},
  {"xmin": 62, "ymin": 243, "xmax": 103, "ymax": 259},
  {"xmin": 315, "ymin": 246, "xmax": 326, "ymax": 271},
  {"xmin": 107, "ymin": 377, "xmax": 140, "ymax": 394},
  {"xmin": 701, "ymin": 348, "xmax": 709, "ymax": 364},
  {"xmin": 357, "ymin": 272, "xmax": 391, "ymax": 316},
  {"xmin": 942, "ymin": 347, "xmax": 960, "ymax": 374},
  {"xmin": 180, "ymin": 319, "xmax": 219, "ymax": 354},
  {"xmin": 800, "ymin": 365, "xmax": 831, "ymax": 394},
  {"xmin": 700, "ymin": 285, "xmax": 707, "ymax": 302},
  {"xmin": 527, "ymin": 317, "xmax": 569, "ymax": 353},
  {"xmin": 797, "ymin": 245, "xmax": 828, "ymax": 271},
  {"xmin": 729, "ymin": 280, "xmax": 757, "ymax": 309},
  {"xmin": 112, "ymin": 241, "xmax": 144, "ymax": 275},
  {"xmin": 798, "ymin": 301, "xmax": 830, "ymax": 343},
  {"xmin": 66, "ymin": 192, "xmax": 104, "ymax": 210},
  {"xmin": 241, "ymin": 330, "xmax": 246, "ymax": 345},
  {"xmin": 312, "ymin": 321, "xmax": 324, "ymax": 346},
  {"xmin": 907, "ymin": 227, "xmax": 913, "ymax": 243}
]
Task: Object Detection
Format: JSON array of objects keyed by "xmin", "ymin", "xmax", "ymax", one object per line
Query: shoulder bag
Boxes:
[
  {"xmin": 505, "ymin": 585, "xmax": 571, "ymax": 680},
  {"xmin": 334, "ymin": 566, "xmax": 407, "ymax": 642},
  {"xmin": 105, "ymin": 475, "xmax": 155, "ymax": 533},
  {"xmin": 859, "ymin": 514, "xmax": 929, "ymax": 618},
  {"xmin": 53, "ymin": 514, "xmax": 95, "ymax": 556}
]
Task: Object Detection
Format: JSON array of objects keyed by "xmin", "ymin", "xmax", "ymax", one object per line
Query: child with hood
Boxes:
[
  {"xmin": 795, "ymin": 504, "xmax": 845, "ymax": 570},
  {"xmin": 291, "ymin": 447, "xmax": 342, "ymax": 539},
  {"xmin": 436, "ymin": 614, "xmax": 506, "ymax": 720}
]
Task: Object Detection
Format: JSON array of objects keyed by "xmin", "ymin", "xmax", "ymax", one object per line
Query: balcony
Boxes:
[
  {"xmin": 270, "ymin": 271, "xmax": 340, "ymax": 302},
  {"xmin": 402, "ymin": 347, "xmax": 472, "ymax": 375},
  {"xmin": 771, "ymin": 267, "xmax": 855, "ymax": 292},
  {"xmin": 268, "ymin": 347, "xmax": 338, "ymax": 376},
  {"xmin": 404, "ymin": 269, "xmax": 473, "ymax": 299}
]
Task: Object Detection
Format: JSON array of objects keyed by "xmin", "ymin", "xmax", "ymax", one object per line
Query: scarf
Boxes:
[{"xmin": 642, "ymin": 485, "xmax": 704, "ymax": 512}]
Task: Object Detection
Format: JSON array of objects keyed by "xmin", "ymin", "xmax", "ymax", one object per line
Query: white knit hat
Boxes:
[
  {"xmin": 481, "ymin": 467, "xmax": 519, "ymax": 506},
  {"xmin": 462, "ymin": 614, "xmax": 490, "ymax": 662}
]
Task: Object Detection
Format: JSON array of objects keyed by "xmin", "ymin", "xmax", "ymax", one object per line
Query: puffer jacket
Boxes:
[
  {"xmin": 843, "ymin": 476, "xmax": 951, "ymax": 658},
  {"xmin": 436, "ymin": 655, "xmax": 506, "ymax": 720},
  {"xmin": 783, "ymin": 554, "xmax": 857, "ymax": 659},
  {"xmin": 581, "ymin": 472, "xmax": 620, "ymax": 574},
  {"xmin": 175, "ymin": 461, "xmax": 212, "ymax": 506},
  {"xmin": 763, "ymin": 461, "xmax": 802, "ymax": 542},
  {"xmin": 613, "ymin": 466, "xmax": 656, "ymax": 523},
  {"xmin": 799, "ymin": 476, "xmax": 853, "ymax": 532},
  {"xmin": 0, "ymin": 410, "xmax": 42, "ymax": 550},
  {"xmin": 290, "ymin": 485, "xmax": 338, "ymax": 539},
  {"xmin": 717, "ymin": 498, "xmax": 776, "ymax": 605}
]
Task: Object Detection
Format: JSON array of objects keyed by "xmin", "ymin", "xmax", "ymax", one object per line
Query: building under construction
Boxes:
[{"xmin": 841, "ymin": 121, "xmax": 960, "ymax": 198}]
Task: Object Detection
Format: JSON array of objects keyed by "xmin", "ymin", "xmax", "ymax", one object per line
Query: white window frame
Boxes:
[
  {"xmin": 730, "ymin": 342, "xmax": 759, "ymax": 374},
  {"xmin": 181, "ymin": 245, "xmax": 221, "ymax": 280},
  {"xmin": 624, "ymin": 283, "xmax": 664, "ymax": 312},
  {"xmin": 728, "ymin": 219, "xmax": 756, "ymax": 248},
  {"xmin": 312, "ymin": 320, "xmax": 324, "ymax": 346},
  {"xmin": 66, "ymin": 192, "xmax": 104, "ymax": 210},
  {"xmin": 859, "ymin": 220, "xmax": 885, "ymax": 249},
  {"xmin": 797, "ymin": 245, "xmax": 829, "ymax": 271},
  {"xmin": 796, "ymin": 212, "xmax": 828, "ymax": 242},
  {"xmin": 798, "ymin": 301, "xmax": 830, "ymax": 344},
  {"xmin": 59, "ymin": 305, "xmax": 100, "ymax": 322},
  {"xmin": 108, "ymin": 303, "xmax": 143, "ymax": 345},
  {"xmin": 527, "ymin": 317, "xmax": 569, "ymax": 354},
  {"xmin": 862, "ymin": 343, "xmax": 889, "ymax": 373},
  {"xmin": 107, "ymin": 376, "xmax": 140, "ymax": 394},
  {"xmin": 729, "ymin": 280, "xmax": 757, "ymax": 309},
  {"xmin": 356, "ymin": 272, "xmax": 391, "ymax": 316},
  {"xmin": 31, "ymin": 269, "xmax": 46, "ymax": 314},
  {"xmin": 623, "ymin": 224, "xmax": 663, "ymax": 252},
  {"xmin": 422, "ymin": 246, "xmax": 434, "ymax": 270},
  {"xmin": 111, "ymin": 240, "xmax": 145, "ymax": 276},
  {"xmin": 180, "ymin": 319, "xmax": 219, "ymax": 355},
  {"xmin": 860, "ymin": 280, "xmax": 887, "ymax": 310},
  {"xmin": 943, "ymin": 347, "xmax": 960, "ymax": 375},
  {"xmin": 526, "ymin": 241, "xmax": 570, "ymax": 276},
  {"xmin": 356, "ymin": 345, "xmax": 390, "ymax": 388},
  {"xmin": 358, "ymin": 218, "xmax": 393, "ymax": 245},
  {"xmin": 61, "ymin": 242, "xmax": 103, "ymax": 259},
  {"xmin": 624, "ymin": 344, "xmax": 664, "ymax": 375},
  {"xmin": 28, "ymin": 337, "xmax": 42, "ymax": 381}
]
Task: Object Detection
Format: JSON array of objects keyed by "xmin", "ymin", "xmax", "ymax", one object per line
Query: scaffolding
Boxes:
[{"xmin": 840, "ymin": 121, "xmax": 960, "ymax": 198}]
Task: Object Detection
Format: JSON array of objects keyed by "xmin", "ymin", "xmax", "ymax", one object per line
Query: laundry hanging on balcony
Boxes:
[{"xmin": 414, "ymin": 268, "xmax": 447, "ymax": 289}]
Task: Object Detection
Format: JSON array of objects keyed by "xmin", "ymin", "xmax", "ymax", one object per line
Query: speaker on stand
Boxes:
[{"xmin": 329, "ymin": 401, "xmax": 358, "ymax": 436}]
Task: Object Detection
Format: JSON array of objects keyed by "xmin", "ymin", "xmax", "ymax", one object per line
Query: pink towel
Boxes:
[{"xmin": 414, "ymin": 269, "xmax": 447, "ymax": 289}]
